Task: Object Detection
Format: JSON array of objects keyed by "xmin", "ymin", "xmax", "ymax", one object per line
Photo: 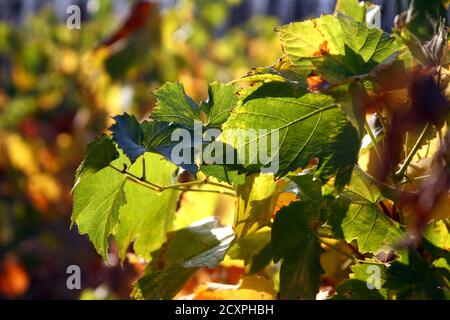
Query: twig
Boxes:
[{"xmin": 395, "ymin": 123, "xmax": 431, "ymax": 180}]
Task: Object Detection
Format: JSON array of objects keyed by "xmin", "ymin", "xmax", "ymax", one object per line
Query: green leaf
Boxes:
[
  {"xmin": 329, "ymin": 166, "xmax": 404, "ymax": 253},
  {"xmin": 114, "ymin": 153, "xmax": 180, "ymax": 260},
  {"xmin": 334, "ymin": 0, "xmax": 367, "ymax": 23},
  {"xmin": 72, "ymin": 157, "xmax": 126, "ymax": 260},
  {"xmin": 227, "ymin": 228, "xmax": 271, "ymax": 264},
  {"xmin": 272, "ymin": 201, "xmax": 323, "ymax": 299},
  {"xmin": 74, "ymin": 135, "xmax": 119, "ymax": 184},
  {"xmin": 200, "ymin": 164, "xmax": 245, "ymax": 187},
  {"xmin": 201, "ymin": 82, "xmax": 239, "ymax": 127},
  {"xmin": 72, "ymin": 153, "xmax": 180, "ymax": 261},
  {"xmin": 423, "ymin": 219, "xmax": 450, "ymax": 252},
  {"xmin": 276, "ymin": 14, "xmax": 399, "ymax": 83},
  {"xmin": 141, "ymin": 119, "xmax": 199, "ymax": 174},
  {"xmin": 110, "ymin": 113, "xmax": 145, "ymax": 163},
  {"xmin": 334, "ymin": 263, "xmax": 388, "ymax": 300},
  {"xmin": 133, "ymin": 217, "xmax": 234, "ymax": 300},
  {"xmin": 152, "ymin": 82, "xmax": 201, "ymax": 127},
  {"xmin": 288, "ymin": 171, "xmax": 322, "ymax": 202},
  {"xmin": 234, "ymin": 174, "xmax": 279, "ymax": 240},
  {"xmin": 249, "ymin": 243, "xmax": 273, "ymax": 274},
  {"xmin": 384, "ymin": 249, "xmax": 449, "ymax": 299},
  {"xmin": 221, "ymin": 82, "xmax": 360, "ymax": 186}
]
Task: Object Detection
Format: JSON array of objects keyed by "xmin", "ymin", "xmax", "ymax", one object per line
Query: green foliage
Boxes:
[
  {"xmin": 334, "ymin": 0, "xmax": 367, "ymax": 23},
  {"xmin": 72, "ymin": 153, "xmax": 180, "ymax": 260},
  {"xmin": 334, "ymin": 263, "xmax": 388, "ymax": 300},
  {"xmin": 72, "ymin": 6, "xmax": 450, "ymax": 300},
  {"xmin": 222, "ymin": 82, "xmax": 360, "ymax": 183},
  {"xmin": 133, "ymin": 218, "xmax": 234, "ymax": 300},
  {"xmin": 276, "ymin": 14, "xmax": 399, "ymax": 83},
  {"xmin": 272, "ymin": 200, "xmax": 324, "ymax": 299},
  {"xmin": 329, "ymin": 167, "xmax": 404, "ymax": 253},
  {"xmin": 152, "ymin": 82, "xmax": 202, "ymax": 127}
]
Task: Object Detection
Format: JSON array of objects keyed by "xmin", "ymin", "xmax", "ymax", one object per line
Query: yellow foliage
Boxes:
[
  {"xmin": 12, "ymin": 66, "xmax": 35, "ymax": 92},
  {"xmin": 59, "ymin": 49, "xmax": 79, "ymax": 74},
  {"xmin": 320, "ymin": 239, "xmax": 353, "ymax": 285},
  {"xmin": 6, "ymin": 134, "xmax": 39, "ymax": 175}
]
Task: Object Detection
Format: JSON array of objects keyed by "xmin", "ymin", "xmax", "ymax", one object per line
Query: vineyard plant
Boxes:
[{"xmin": 72, "ymin": 0, "xmax": 450, "ymax": 300}]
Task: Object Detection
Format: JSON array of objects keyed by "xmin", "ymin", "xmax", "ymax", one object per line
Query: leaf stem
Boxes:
[
  {"xmin": 395, "ymin": 123, "xmax": 431, "ymax": 180},
  {"xmin": 364, "ymin": 118, "xmax": 383, "ymax": 164},
  {"xmin": 109, "ymin": 164, "xmax": 161, "ymax": 189},
  {"xmin": 318, "ymin": 238, "xmax": 357, "ymax": 262},
  {"xmin": 166, "ymin": 187, "xmax": 236, "ymax": 197}
]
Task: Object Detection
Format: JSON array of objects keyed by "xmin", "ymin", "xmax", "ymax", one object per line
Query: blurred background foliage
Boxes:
[{"xmin": 0, "ymin": 0, "xmax": 283, "ymax": 300}]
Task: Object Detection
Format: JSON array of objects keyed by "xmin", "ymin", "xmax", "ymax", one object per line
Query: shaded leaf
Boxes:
[
  {"xmin": 272, "ymin": 201, "xmax": 323, "ymax": 299},
  {"xmin": 234, "ymin": 174, "xmax": 279, "ymax": 240},
  {"xmin": 334, "ymin": 263, "xmax": 388, "ymax": 300},
  {"xmin": 133, "ymin": 217, "xmax": 234, "ymax": 300},
  {"xmin": 384, "ymin": 249, "xmax": 449, "ymax": 299},
  {"xmin": 110, "ymin": 113, "xmax": 145, "ymax": 163},
  {"xmin": 74, "ymin": 135, "xmax": 119, "ymax": 184},
  {"xmin": 288, "ymin": 171, "xmax": 322, "ymax": 202},
  {"xmin": 329, "ymin": 167, "xmax": 404, "ymax": 253},
  {"xmin": 227, "ymin": 228, "xmax": 271, "ymax": 264}
]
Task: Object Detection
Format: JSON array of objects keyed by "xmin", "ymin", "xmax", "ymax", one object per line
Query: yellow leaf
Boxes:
[{"xmin": 320, "ymin": 239, "xmax": 353, "ymax": 285}]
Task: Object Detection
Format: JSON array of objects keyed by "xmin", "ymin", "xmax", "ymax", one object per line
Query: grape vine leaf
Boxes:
[
  {"xmin": 234, "ymin": 174, "xmax": 279, "ymax": 240},
  {"xmin": 334, "ymin": 263, "xmax": 388, "ymax": 300},
  {"xmin": 200, "ymin": 164, "xmax": 245, "ymax": 186},
  {"xmin": 201, "ymin": 82, "xmax": 239, "ymax": 127},
  {"xmin": 133, "ymin": 217, "xmax": 234, "ymax": 300},
  {"xmin": 114, "ymin": 153, "xmax": 180, "ymax": 260},
  {"xmin": 72, "ymin": 157, "xmax": 127, "ymax": 260},
  {"xmin": 288, "ymin": 171, "xmax": 322, "ymax": 202},
  {"xmin": 276, "ymin": 14, "xmax": 399, "ymax": 83},
  {"xmin": 334, "ymin": 0, "xmax": 367, "ymax": 23},
  {"xmin": 110, "ymin": 114, "xmax": 199, "ymax": 174},
  {"xmin": 227, "ymin": 227, "xmax": 271, "ymax": 264},
  {"xmin": 221, "ymin": 82, "xmax": 360, "ymax": 187},
  {"xmin": 110, "ymin": 113, "xmax": 145, "ymax": 163},
  {"xmin": 328, "ymin": 166, "xmax": 404, "ymax": 253},
  {"xmin": 384, "ymin": 249, "xmax": 450, "ymax": 299},
  {"xmin": 272, "ymin": 200, "xmax": 324, "ymax": 299},
  {"xmin": 141, "ymin": 119, "xmax": 199, "ymax": 174},
  {"xmin": 151, "ymin": 82, "xmax": 201, "ymax": 127},
  {"xmin": 72, "ymin": 152, "xmax": 180, "ymax": 260},
  {"xmin": 423, "ymin": 219, "xmax": 450, "ymax": 252},
  {"xmin": 74, "ymin": 135, "xmax": 119, "ymax": 185}
]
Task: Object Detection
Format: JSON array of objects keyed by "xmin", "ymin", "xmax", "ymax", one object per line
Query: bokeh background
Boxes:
[{"xmin": 0, "ymin": 0, "xmax": 411, "ymax": 300}]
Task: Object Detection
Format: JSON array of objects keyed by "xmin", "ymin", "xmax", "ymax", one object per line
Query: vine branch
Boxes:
[
  {"xmin": 108, "ymin": 164, "xmax": 236, "ymax": 197},
  {"xmin": 395, "ymin": 123, "xmax": 431, "ymax": 180}
]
